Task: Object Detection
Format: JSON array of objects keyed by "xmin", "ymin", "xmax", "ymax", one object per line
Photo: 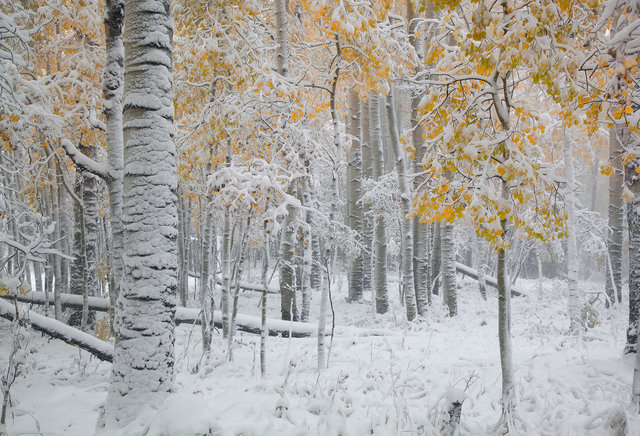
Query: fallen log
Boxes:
[
  {"xmin": 0, "ymin": 297, "xmax": 113, "ymax": 362},
  {"xmin": 454, "ymin": 262, "xmax": 522, "ymax": 297},
  {"xmin": 1, "ymin": 291, "xmax": 316, "ymax": 338},
  {"xmin": 214, "ymin": 277, "xmax": 279, "ymax": 294}
]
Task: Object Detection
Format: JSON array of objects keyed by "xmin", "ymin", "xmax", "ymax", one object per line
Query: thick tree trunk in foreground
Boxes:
[{"xmin": 103, "ymin": 0, "xmax": 178, "ymax": 428}]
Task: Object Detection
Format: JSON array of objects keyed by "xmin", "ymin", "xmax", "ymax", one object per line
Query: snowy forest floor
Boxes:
[{"xmin": 0, "ymin": 276, "xmax": 637, "ymax": 436}]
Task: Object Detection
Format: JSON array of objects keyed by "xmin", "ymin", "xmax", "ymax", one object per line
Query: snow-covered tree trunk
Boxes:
[
  {"xmin": 49, "ymin": 179, "xmax": 63, "ymax": 321},
  {"xmin": 431, "ymin": 222, "xmax": 441, "ymax": 296},
  {"xmin": 407, "ymin": 0, "xmax": 429, "ymax": 317},
  {"xmin": 177, "ymin": 189, "xmax": 189, "ymax": 306},
  {"xmin": 497, "ymin": 214, "xmax": 515, "ymax": 431},
  {"xmin": 200, "ymin": 191, "xmax": 214, "ymax": 358},
  {"xmin": 441, "ymin": 221, "xmax": 457, "ymax": 316},
  {"xmin": 624, "ymin": 129, "xmax": 640, "ymax": 354},
  {"xmin": 360, "ymin": 98, "xmax": 373, "ymax": 300},
  {"xmin": 228, "ymin": 224, "xmax": 250, "ymax": 360},
  {"xmin": 82, "ymin": 156, "xmax": 100, "ymax": 303},
  {"xmin": 311, "ymin": 233, "xmax": 322, "ymax": 294},
  {"xmin": 472, "ymin": 234, "xmax": 487, "ymax": 300},
  {"xmin": 69, "ymin": 174, "xmax": 85, "ymax": 325},
  {"xmin": 102, "ymin": 0, "xmax": 178, "ymax": 428},
  {"xmin": 386, "ymin": 87, "xmax": 416, "ymax": 321},
  {"xmin": 627, "ymin": 197, "xmax": 640, "ymax": 354},
  {"xmin": 280, "ymin": 202, "xmax": 298, "ymax": 321},
  {"xmin": 347, "ymin": 89, "xmax": 363, "ymax": 302},
  {"xmin": 221, "ymin": 198, "xmax": 233, "ymax": 336},
  {"xmin": 301, "ymin": 179, "xmax": 313, "ymax": 322},
  {"xmin": 103, "ymin": 0, "xmax": 125, "ymax": 316},
  {"xmin": 563, "ymin": 129, "xmax": 581, "ymax": 334},
  {"xmin": 370, "ymin": 93, "xmax": 388, "ymax": 314},
  {"xmin": 607, "ymin": 124, "xmax": 624, "ymax": 305},
  {"xmin": 260, "ymin": 240, "xmax": 269, "ymax": 376}
]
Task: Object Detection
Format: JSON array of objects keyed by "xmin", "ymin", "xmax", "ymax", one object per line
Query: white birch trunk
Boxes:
[
  {"xmin": 347, "ymin": 89, "xmax": 363, "ymax": 302},
  {"xmin": 360, "ymin": 99, "xmax": 373, "ymax": 300},
  {"xmin": 103, "ymin": 0, "xmax": 125, "ymax": 316},
  {"xmin": 370, "ymin": 93, "xmax": 388, "ymax": 314},
  {"xmin": 441, "ymin": 221, "xmax": 457, "ymax": 316},
  {"xmin": 472, "ymin": 234, "xmax": 487, "ymax": 300},
  {"xmin": 386, "ymin": 87, "xmax": 416, "ymax": 321},
  {"xmin": 260, "ymin": 240, "xmax": 269, "ymax": 377},
  {"xmin": 103, "ymin": 0, "xmax": 178, "ymax": 427},
  {"xmin": 407, "ymin": 0, "xmax": 430, "ymax": 317},
  {"xmin": 607, "ymin": 125, "xmax": 624, "ymax": 305},
  {"xmin": 563, "ymin": 129, "xmax": 581, "ymax": 334},
  {"xmin": 497, "ymin": 215, "xmax": 515, "ymax": 432}
]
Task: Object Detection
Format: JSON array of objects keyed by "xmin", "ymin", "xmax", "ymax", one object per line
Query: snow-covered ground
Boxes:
[{"xmin": 0, "ymin": 276, "xmax": 637, "ymax": 435}]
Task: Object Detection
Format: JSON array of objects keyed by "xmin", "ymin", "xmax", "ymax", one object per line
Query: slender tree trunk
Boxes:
[
  {"xmin": 431, "ymin": 222, "xmax": 442, "ymax": 295},
  {"xmin": 360, "ymin": 98, "xmax": 373, "ymax": 301},
  {"xmin": 103, "ymin": 0, "xmax": 178, "ymax": 427},
  {"xmin": 280, "ymin": 204, "xmax": 298, "ymax": 321},
  {"xmin": 260, "ymin": 239, "xmax": 269, "ymax": 377},
  {"xmin": 473, "ymin": 234, "xmax": 487, "ymax": 300},
  {"xmin": 69, "ymin": 174, "xmax": 85, "ymax": 326},
  {"xmin": 370, "ymin": 93, "xmax": 388, "ymax": 314},
  {"xmin": 103, "ymin": 0, "xmax": 125, "ymax": 316},
  {"xmin": 221, "ymin": 199, "xmax": 233, "ymax": 336},
  {"xmin": 177, "ymin": 189, "xmax": 187, "ymax": 306},
  {"xmin": 228, "ymin": 223, "xmax": 250, "ymax": 360},
  {"xmin": 497, "ymin": 216, "xmax": 515, "ymax": 431},
  {"xmin": 200, "ymin": 193, "xmax": 214, "ymax": 358},
  {"xmin": 82, "ymin": 157, "xmax": 100, "ymax": 301},
  {"xmin": 563, "ymin": 129, "xmax": 581, "ymax": 334},
  {"xmin": 607, "ymin": 124, "xmax": 624, "ymax": 305},
  {"xmin": 441, "ymin": 222, "xmax": 457, "ymax": 316},
  {"xmin": 386, "ymin": 87, "xmax": 416, "ymax": 320},
  {"xmin": 301, "ymin": 179, "xmax": 313, "ymax": 322},
  {"xmin": 347, "ymin": 89, "xmax": 363, "ymax": 302},
  {"xmin": 407, "ymin": 0, "xmax": 430, "ymax": 317}
]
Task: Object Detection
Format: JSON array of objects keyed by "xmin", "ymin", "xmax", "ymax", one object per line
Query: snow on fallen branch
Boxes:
[
  {"xmin": 455, "ymin": 262, "xmax": 523, "ymax": 297},
  {"xmin": 0, "ymin": 297, "xmax": 114, "ymax": 362},
  {"xmin": 0, "ymin": 291, "xmax": 316, "ymax": 337}
]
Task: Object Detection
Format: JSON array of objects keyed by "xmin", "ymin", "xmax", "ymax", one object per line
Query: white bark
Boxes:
[
  {"xmin": 347, "ymin": 89, "xmax": 363, "ymax": 302},
  {"xmin": 407, "ymin": 0, "xmax": 430, "ymax": 316},
  {"xmin": 386, "ymin": 87, "xmax": 416, "ymax": 321},
  {"xmin": 607, "ymin": 125, "xmax": 624, "ymax": 305},
  {"xmin": 563, "ymin": 129, "xmax": 581, "ymax": 334},
  {"xmin": 103, "ymin": 0, "xmax": 178, "ymax": 428},
  {"xmin": 370, "ymin": 94, "xmax": 388, "ymax": 314},
  {"xmin": 103, "ymin": 0, "xmax": 125, "ymax": 314},
  {"xmin": 360, "ymin": 99, "xmax": 373, "ymax": 299},
  {"xmin": 441, "ymin": 222, "xmax": 457, "ymax": 316},
  {"xmin": 472, "ymin": 234, "xmax": 487, "ymax": 300}
]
